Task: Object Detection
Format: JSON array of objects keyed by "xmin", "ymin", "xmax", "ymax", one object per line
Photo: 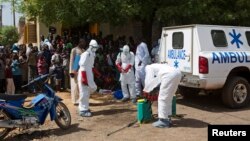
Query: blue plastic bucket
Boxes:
[{"xmin": 113, "ymin": 90, "xmax": 123, "ymax": 100}]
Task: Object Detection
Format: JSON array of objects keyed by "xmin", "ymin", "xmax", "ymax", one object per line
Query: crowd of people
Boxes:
[{"xmin": 0, "ymin": 32, "xmax": 160, "ymax": 94}]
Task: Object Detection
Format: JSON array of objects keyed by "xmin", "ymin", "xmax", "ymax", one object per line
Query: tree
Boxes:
[
  {"xmin": 0, "ymin": 26, "xmax": 19, "ymax": 46},
  {"xmin": 156, "ymin": 0, "xmax": 250, "ymax": 26},
  {"xmin": 17, "ymin": 0, "xmax": 136, "ymax": 27}
]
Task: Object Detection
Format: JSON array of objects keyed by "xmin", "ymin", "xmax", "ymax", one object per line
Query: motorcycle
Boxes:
[{"xmin": 0, "ymin": 73, "xmax": 71, "ymax": 139}]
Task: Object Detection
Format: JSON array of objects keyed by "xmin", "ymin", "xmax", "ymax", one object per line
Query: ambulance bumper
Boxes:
[{"xmin": 179, "ymin": 75, "xmax": 224, "ymax": 89}]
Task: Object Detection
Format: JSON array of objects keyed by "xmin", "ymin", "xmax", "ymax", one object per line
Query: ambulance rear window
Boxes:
[
  {"xmin": 245, "ymin": 31, "xmax": 250, "ymax": 46},
  {"xmin": 172, "ymin": 32, "xmax": 184, "ymax": 49},
  {"xmin": 211, "ymin": 30, "xmax": 228, "ymax": 47}
]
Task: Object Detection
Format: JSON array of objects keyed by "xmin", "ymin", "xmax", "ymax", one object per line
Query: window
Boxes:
[
  {"xmin": 211, "ymin": 30, "xmax": 227, "ymax": 47},
  {"xmin": 172, "ymin": 32, "xmax": 184, "ymax": 49},
  {"xmin": 245, "ymin": 31, "xmax": 250, "ymax": 46}
]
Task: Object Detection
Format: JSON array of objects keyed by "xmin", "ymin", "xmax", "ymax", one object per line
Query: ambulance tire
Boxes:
[
  {"xmin": 178, "ymin": 86, "xmax": 199, "ymax": 98},
  {"xmin": 222, "ymin": 76, "xmax": 250, "ymax": 108}
]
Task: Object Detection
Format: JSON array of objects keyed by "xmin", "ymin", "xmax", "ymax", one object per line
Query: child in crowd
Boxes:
[
  {"xmin": 37, "ymin": 52, "xmax": 48, "ymax": 75},
  {"xmin": 5, "ymin": 59, "xmax": 15, "ymax": 95},
  {"xmin": 0, "ymin": 53, "xmax": 6, "ymax": 93},
  {"xmin": 11, "ymin": 52, "xmax": 22, "ymax": 93},
  {"xmin": 51, "ymin": 48, "xmax": 63, "ymax": 91}
]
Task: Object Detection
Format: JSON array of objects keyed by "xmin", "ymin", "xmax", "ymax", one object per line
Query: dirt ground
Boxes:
[{"xmin": 4, "ymin": 92, "xmax": 250, "ymax": 141}]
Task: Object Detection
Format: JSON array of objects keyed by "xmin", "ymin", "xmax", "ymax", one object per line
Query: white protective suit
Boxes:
[
  {"xmin": 135, "ymin": 42, "xmax": 151, "ymax": 96},
  {"xmin": 69, "ymin": 47, "xmax": 84, "ymax": 104},
  {"xmin": 151, "ymin": 39, "xmax": 160, "ymax": 63},
  {"xmin": 44, "ymin": 39, "xmax": 53, "ymax": 51},
  {"xmin": 115, "ymin": 45, "xmax": 136, "ymax": 99},
  {"xmin": 144, "ymin": 63, "xmax": 181, "ymax": 120},
  {"xmin": 78, "ymin": 40, "xmax": 98, "ymax": 111}
]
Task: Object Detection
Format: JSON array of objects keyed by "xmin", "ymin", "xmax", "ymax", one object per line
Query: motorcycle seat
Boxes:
[{"xmin": 0, "ymin": 94, "xmax": 28, "ymax": 101}]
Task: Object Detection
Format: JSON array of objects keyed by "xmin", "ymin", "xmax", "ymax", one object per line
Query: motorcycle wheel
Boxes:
[
  {"xmin": 55, "ymin": 102, "xmax": 71, "ymax": 129},
  {"xmin": 0, "ymin": 110, "xmax": 11, "ymax": 140}
]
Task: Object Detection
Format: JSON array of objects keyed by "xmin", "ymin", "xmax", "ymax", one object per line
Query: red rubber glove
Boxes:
[
  {"xmin": 124, "ymin": 64, "xmax": 132, "ymax": 73},
  {"xmin": 142, "ymin": 91, "xmax": 149, "ymax": 99},
  {"xmin": 142, "ymin": 91, "xmax": 158, "ymax": 101},
  {"xmin": 81, "ymin": 71, "xmax": 88, "ymax": 85},
  {"xmin": 92, "ymin": 68, "xmax": 101, "ymax": 78},
  {"xmin": 116, "ymin": 63, "xmax": 122, "ymax": 73}
]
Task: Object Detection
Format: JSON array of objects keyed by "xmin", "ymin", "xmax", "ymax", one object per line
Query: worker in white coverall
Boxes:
[
  {"xmin": 69, "ymin": 39, "xmax": 85, "ymax": 105},
  {"xmin": 143, "ymin": 63, "xmax": 181, "ymax": 128},
  {"xmin": 115, "ymin": 45, "xmax": 136, "ymax": 103},
  {"xmin": 135, "ymin": 41, "xmax": 151, "ymax": 97},
  {"xmin": 78, "ymin": 39, "xmax": 99, "ymax": 117}
]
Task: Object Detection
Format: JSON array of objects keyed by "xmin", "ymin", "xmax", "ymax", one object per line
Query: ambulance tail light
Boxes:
[{"xmin": 199, "ymin": 56, "xmax": 208, "ymax": 74}]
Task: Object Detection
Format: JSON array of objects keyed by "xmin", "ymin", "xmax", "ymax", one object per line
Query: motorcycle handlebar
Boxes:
[{"xmin": 21, "ymin": 73, "xmax": 55, "ymax": 88}]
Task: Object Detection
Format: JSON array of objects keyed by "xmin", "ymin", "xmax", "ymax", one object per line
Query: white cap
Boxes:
[{"xmin": 13, "ymin": 50, "xmax": 18, "ymax": 53}]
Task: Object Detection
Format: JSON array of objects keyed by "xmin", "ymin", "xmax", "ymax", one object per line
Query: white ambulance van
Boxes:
[{"xmin": 159, "ymin": 24, "xmax": 250, "ymax": 108}]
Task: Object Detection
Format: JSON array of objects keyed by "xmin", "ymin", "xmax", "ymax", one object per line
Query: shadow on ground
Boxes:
[
  {"xmin": 5, "ymin": 123, "xmax": 89, "ymax": 141},
  {"xmin": 93, "ymin": 108, "xmax": 136, "ymax": 116},
  {"xmin": 172, "ymin": 118, "xmax": 209, "ymax": 128},
  {"xmin": 176, "ymin": 94, "xmax": 250, "ymax": 113},
  {"xmin": 89, "ymin": 101, "xmax": 126, "ymax": 106}
]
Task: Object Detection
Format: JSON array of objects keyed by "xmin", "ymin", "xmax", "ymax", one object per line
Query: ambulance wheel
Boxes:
[
  {"xmin": 178, "ymin": 86, "xmax": 199, "ymax": 98},
  {"xmin": 222, "ymin": 76, "xmax": 250, "ymax": 108}
]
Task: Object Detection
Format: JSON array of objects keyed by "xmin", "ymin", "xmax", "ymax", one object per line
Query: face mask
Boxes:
[
  {"xmin": 92, "ymin": 47, "xmax": 98, "ymax": 52},
  {"xmin": 123, "ymin": 51, "xmax": 129, "ymax": 55}
]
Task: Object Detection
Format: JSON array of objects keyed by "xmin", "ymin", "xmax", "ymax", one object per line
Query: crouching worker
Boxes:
[
  {"xmin": 143, "ymin": 63, "xmax": 181, "ymax": 128},
  {"xmin": 78, "ymin": 40, "xmax": 99, "ymax": 117}
]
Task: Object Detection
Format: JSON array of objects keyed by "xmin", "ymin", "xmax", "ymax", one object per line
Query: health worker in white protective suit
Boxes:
[
  {"xmin": 78, "ymin": 39, "xmax": 99, "ymax": 117},
  {"xmin": 135, "ymin": 40, "xmax": 151, "ymax": 97},
  {"xmin": 115, "ymin": 45, "xmax": 136, "ymax": 103},
  {"xmin": 143, "ymin": 63, "xmax": 181, "ymax": 128}
]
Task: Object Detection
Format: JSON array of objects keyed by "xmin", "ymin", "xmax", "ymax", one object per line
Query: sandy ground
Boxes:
[{"xmin": 3, "ymin": 92, "xmax": 250, "ymax": 141}]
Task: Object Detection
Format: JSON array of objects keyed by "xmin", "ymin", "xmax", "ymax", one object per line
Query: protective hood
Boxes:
[
  {"xmin": 89, "ymin": 39, "xmax": 99, "ymax": 52},
  {"xmin": 44, "ymin": 39, "xmax": 49, "ymax": 43},
  {"xmin": 122, "ymin": 45, "xmax": 130, "ymax": 55}
]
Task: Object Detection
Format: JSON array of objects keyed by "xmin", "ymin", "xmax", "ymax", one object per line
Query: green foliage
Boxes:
[
  {"xmin": 155, "ymin": 0, "xmax": 250, "ymax": 26},
  {"xmin": 0, "ymin": 26, "xmax": 19, "ymax": 46},
  {"xmin": 3, "ymin": 0, "xmax": 250, "ymax": 27},
  {"xmin": 17, "ymin": 0, "xmax": 138, "ymax": 27}
]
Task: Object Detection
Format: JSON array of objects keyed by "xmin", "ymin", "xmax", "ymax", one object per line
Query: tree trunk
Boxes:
[{"xmin": 141, "ymin": 19, "xmax": 153, "ymax": 52}]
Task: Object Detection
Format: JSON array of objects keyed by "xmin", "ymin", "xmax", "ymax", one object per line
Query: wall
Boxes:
[
  {"xmin": 99, "ymin": 20, "xmax": 142, "ymax": 40},
  {"xmin": 36, "ymin": 20, "xmax": 62, "ymax": 48},
  {"xmin": 99, "ymin": 20, "xmax": 162, "ymax": 46}
]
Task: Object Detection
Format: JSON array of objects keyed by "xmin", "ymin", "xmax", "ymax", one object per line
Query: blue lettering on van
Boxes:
[
  {"xmin": 174, "ymin": 60, "xmax": 179, "ymax": 68},
  {"xmin": 236, "ymin": 52, "xmax": 244, "ymax": 63},
  {"xmin": 229, "ymin": 29, "xmax": 243, "ymax": 49},
  {"xmin": 245, "ymin": 52, "xmax": 250, "ymax": 62},
  {"xmin": 168, "ymin": 49, "xmax": 186, "ymax": 60},
  {"xmin": 212, "ymin": 52, "xmax": 250, "ymax": 64},
  {"xmin": 228, "ymin": 52, "xmax": 237, "ymax": 63}
]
